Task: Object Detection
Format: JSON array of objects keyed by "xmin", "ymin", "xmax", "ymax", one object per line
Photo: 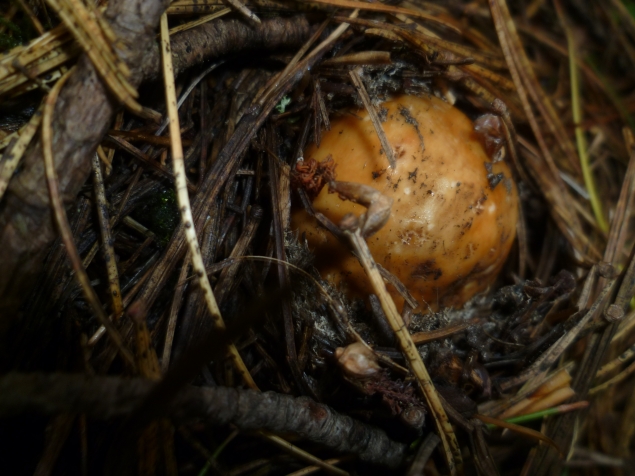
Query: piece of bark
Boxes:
[
  {"xmin": 0, "ymin": 372, "xmax": 407, "ymax": 468},
  {"xmin": 0, "ymin": 12, "xmax": 311, "ymax": 320}
]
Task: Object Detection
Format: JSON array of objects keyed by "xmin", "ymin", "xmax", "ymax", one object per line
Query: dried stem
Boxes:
[
  {"xmin": 308, "ymin": 0, "xmax": 460, "ymax": 32},
  {"xmin": 342, "ymin": 225, "xmax": 460, "ymax": 473},
  {"xmin": 349, "ymin": 67, "xmax": 396, "ymax": 169},
  {"xmin": 161, "ymin": 254, "xmax": 191, "ymax": 373},
  {"xmin": 91, "ymin": 153, "xmax": 123, "ymax": 319},
  {"xmin": 490, "ymin": 0, "xmax": 580, "ymax": 175},
  {"xmin": 159, "ymin": 13, "xmax": 256, "ymax": 389},
  {"xmin": 287, "ymin": 457, "xmax": 352, "ymax": 476},
  {"xmin": 223, "ymin": 0, "xmax": 260, "ymax": 25},
  {"xmin": 259, "ymin": 431, "xmax": 349, "ymax": 476},
  {"xmin": 167, "ymin": 8, "xmax": 231, "ymax": 36},
  {"xmin": 0, "ymin": 105, "xmax": 42, "ymax": 201}
]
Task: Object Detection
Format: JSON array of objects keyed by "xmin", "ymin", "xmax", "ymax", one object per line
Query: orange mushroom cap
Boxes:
[{"xmin": 292, "ymin": 94, "xmax": 518, "ymax": 310}]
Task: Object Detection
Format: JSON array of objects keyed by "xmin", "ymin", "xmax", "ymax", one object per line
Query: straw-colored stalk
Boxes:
[
  {"xmin": 159, "ymin": 13, "xmax": 257, "ymax": 389},
  {"xmin": 43, "ymin": 0, "xmax": 160, "ymax": 120},
  {"xmin": 0, "ymin": 105, "xmax": 42, "ymax": 201},
  {"xmin": 341, "ymin": 226, "xmax": 461, "ymax": 475}
]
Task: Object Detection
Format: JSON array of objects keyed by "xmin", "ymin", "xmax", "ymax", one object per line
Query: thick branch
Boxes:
[
  {"xmin": 0, "ymin": 373, "xmax": 407, "ymax": 468},
  {"xmin": 141, "ymin": 16, "xmax": 311, "ymax": 81},
  {"xmin": 0, "ymin": 12, "xmax": 311, "ymax": 319}
]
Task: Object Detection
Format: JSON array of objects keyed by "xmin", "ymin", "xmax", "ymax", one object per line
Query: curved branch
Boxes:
[
  {"xmin": 141, "ymin": 16, "xmax": 311, "ymax": 81},
  {"xmin": 0, "ymin": 373, "xmax": 407, "ymax": 468}
]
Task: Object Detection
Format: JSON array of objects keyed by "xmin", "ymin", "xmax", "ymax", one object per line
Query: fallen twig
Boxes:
[{"xmin": 0, "ymin": 373, "xmax": 407, "ymax": 468}]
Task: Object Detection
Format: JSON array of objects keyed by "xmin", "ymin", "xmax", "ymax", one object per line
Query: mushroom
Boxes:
[{"xmin": 291, "ymin": 94, "xmax": 519, "ymax": 310}]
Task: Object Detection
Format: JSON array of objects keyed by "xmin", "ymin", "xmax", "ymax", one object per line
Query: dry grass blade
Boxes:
[
  {"xmin": 2, "ymin": 59, "xmax": 73, "ymax": 99},
  {"xmin": 3, "ymin": 58, "xmax": 73, "ymax": 98},
  {"xmin": 410, "ymin": 322, "xmax": 470, "ymax": 345},
  {"xmin": 129, "ymin": 304, "xmax": 178, "ymax": 475},
  {"xmin": 474, "ymin": 414, "xmax": 561, "ymax": 453},
  {"xmin": 344, "ymin": 15, "xmax": 520, "ymax": 117},
  {"xmin": 256, "ymin": 17, "xmax": 332, "ymax": 109},
  {"xmin": 105, "ymin": 134, "xmax": 196, "ymax": 192},
  {"xmin": 608, "ymin": 128, "xmax": 635, "ymax": 266},
  {"xmin": 520, "ymin": 150, "xmax": 600, "ymax": 261},
  {"xmin": 161, "ymin": 253, "xmax": 191, "ymax": 373},
  {"xmin": 259, "ymin": 431, "xmax": 349, "ymax": 476},
  {"xmin": 0, "ymin": 105, "xmax": 42, "ymax": 201},
  {"xmin": 159, "ymin": 13, "xmax": 257, "ymax": 389},
  {"xmin": 107, "ymin": 130, "xmax": 192, "ymax": 147},
  {"xmin": 42, "ymin": 0, "xmax": 160, "ymax": 121},
  {"xmin": 306, "ymin": 0, "xmax": 460, "ymax": 33},
  {"xmin": 349, "ymin": 67, "xmax": 396, "ymax": 169},
  {"xmin": 487, "ymin": 0, "xmax": 563, "ymax": 185},
  {"xmin": 213, "ymin": 207, "xmax": 263, "ymax": 304},
  {"xmin": 91, "ymin": 153, "xmax": 124, "ymax": 319},
  {"xmin": 86, "ymin": 253, "xmax": 159, "ymax": 349},
  {"xmin": 96, "ymin": 145, "xmax": 112, "ymax": 174},
  {"xmin": 597, "ymin": 343, "xmax": 635, "ymax": 379},
  {"xmin": 129, "ymin": 304, "xmax": 161, "ymax": 379},
  {"xmin": 0, "ymin": 27, "xmax": 67, "ymax": 78},
  {"xmin": 490, "ymin": 0, "xmax": 580, "ymax": 176},
  {"xmin": 589, "ymin": 359, "xmax": 635, "ymax": 395},
  {"xmin": 322, "ymin": 51, "xmax": 391, "ymax": 66},
  {"xmin": 392, "ymin": 12, "xmax": 507, "ymax": 70},
  {"xmin": 41, "ymin": 68, "xmax": 135, "ymax": 371},
  {"xmin": 407, "ymin": 433, "xmax": 440, "ymax": 476},
  {"xmin": 166, "ymin": 0, "xmax": 228, "ymax": 15},
  {"xmin": 287, "ymin": 457, "xmax": 352, "ymax": 476},
  {"xmin": 223, "ymin": 0, "xmax": 261, "ymax": 24},
  {"xmin": 167, "ymin": 8, "xmax": 231, "ymax": 35},
  {"xmin": 267, "ymin": 150, "xmax": 306, "ymax": 395},
  {"xmin": 499, "ymin": 369, "xmax": 573, "ymax": 419},
  {"xmin": 0, "ymin": 25, "xmax": 74, "ymax": 97},
  {"xmin": 619, "ymin": 360, "xmax": 635, "ymax": 450},
  {"xmin": 479, "ymin": 365, "xmax": 577, "ymax": 420},
  {"xmin": 338, "ymin": 16, "xmax": 456, "ymax": 63}
]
